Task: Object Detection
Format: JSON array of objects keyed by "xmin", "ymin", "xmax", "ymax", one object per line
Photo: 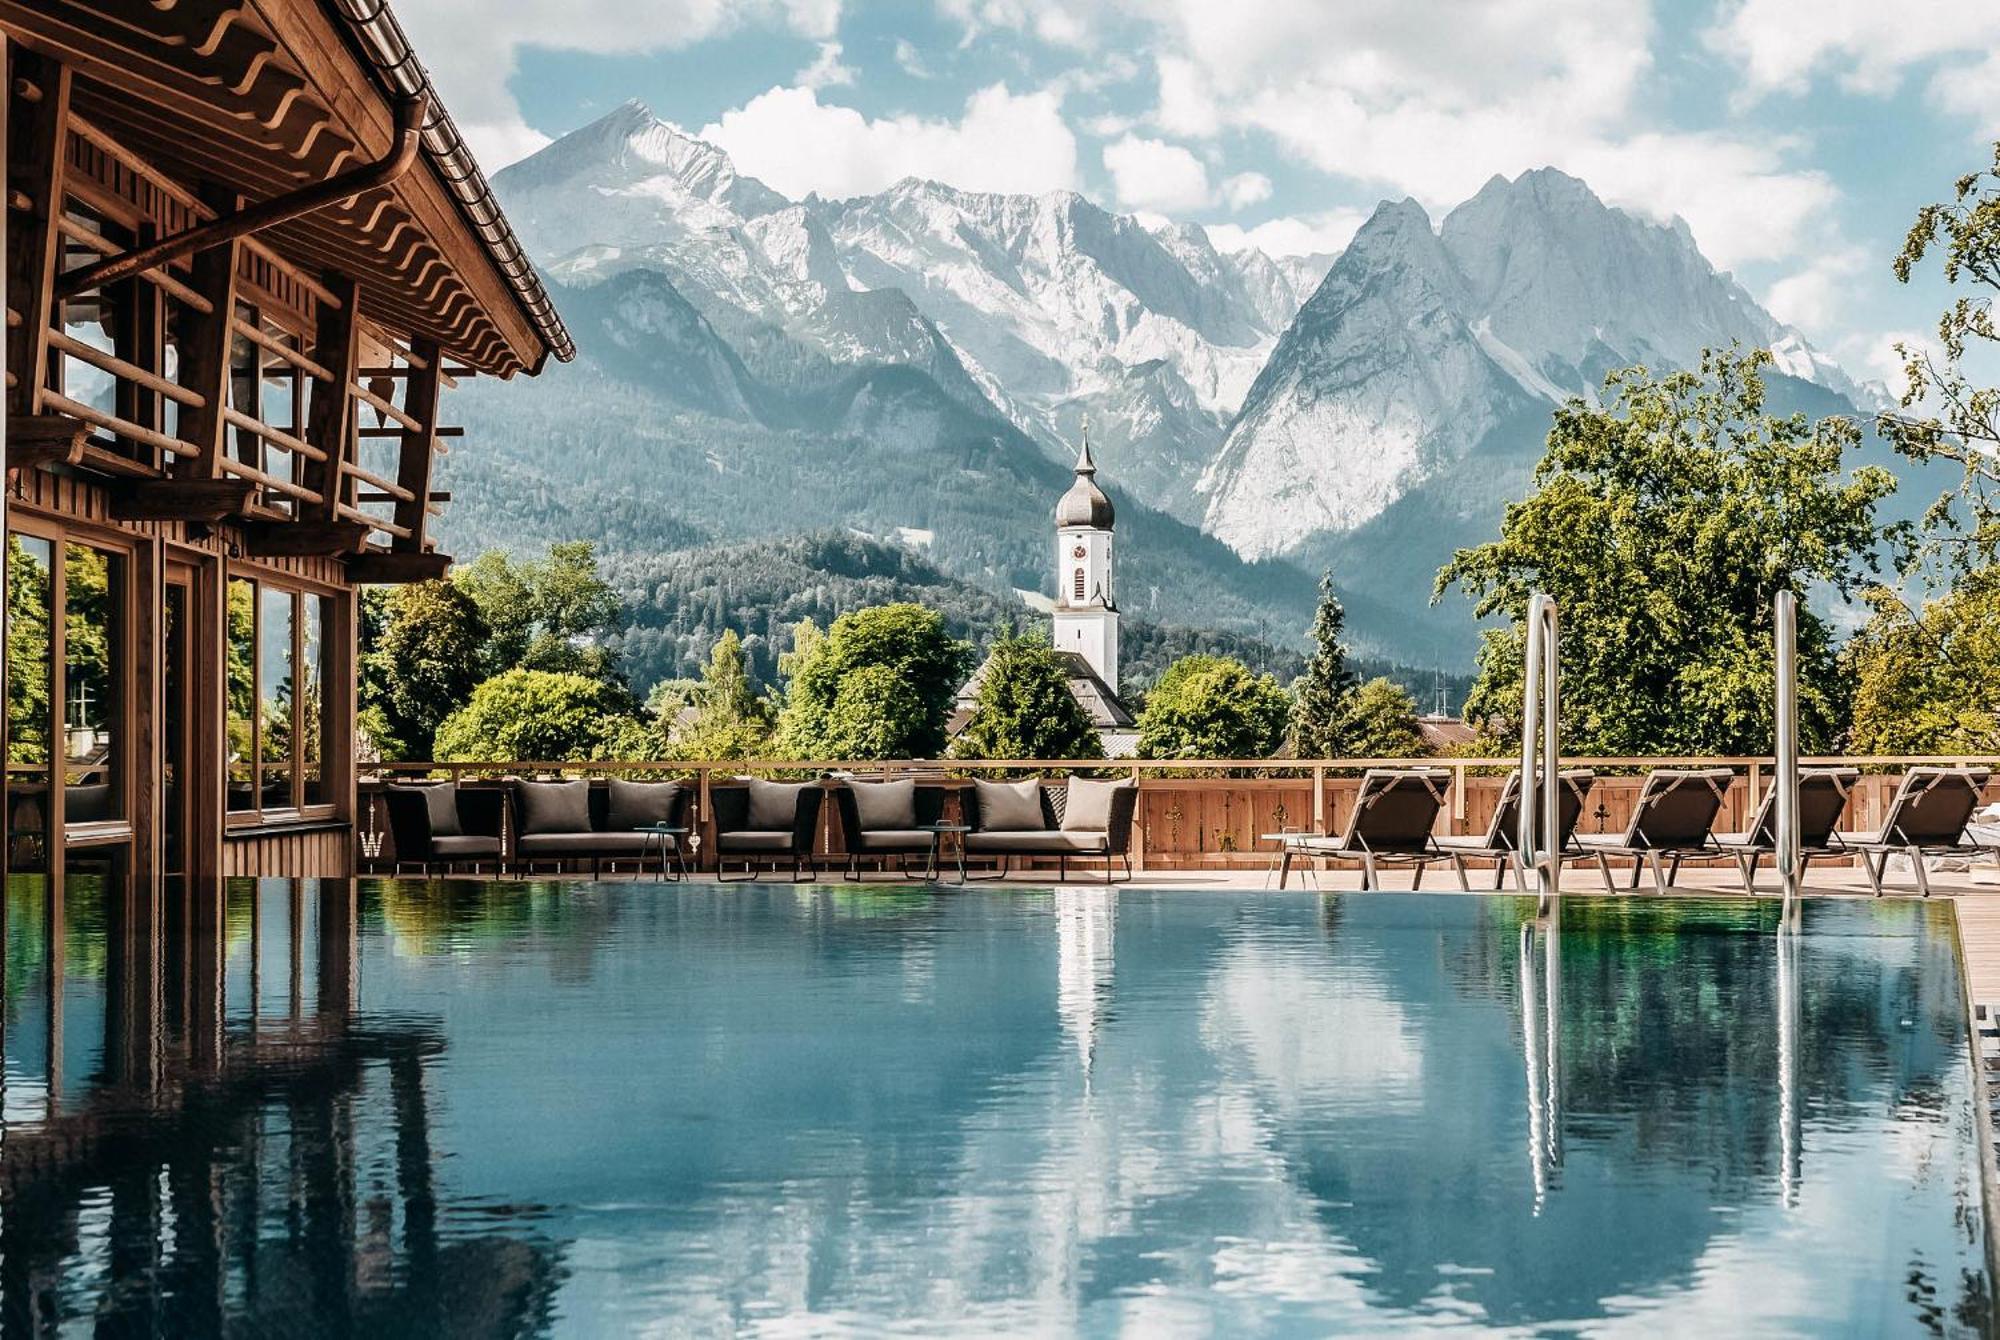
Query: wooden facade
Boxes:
[{"xmin": 2, "ymin": 1, "xmax": 572, "ymax": 886}]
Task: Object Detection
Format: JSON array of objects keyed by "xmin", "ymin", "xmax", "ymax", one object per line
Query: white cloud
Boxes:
[
  {"xmin": 1101, "ymin": 134, "xmax": 1211, "ymax": 211},
  {"xmin": 1928, "ymin": 50, "xmax": 2000, "ymax": 135},
  {"xmin": 796, "ymin": 41, "xmax": 856, "ymax": 90},
  {"xmin": 893, "ymin": 38, "xmax": 933, "ymax": 79},
  {"xmin": 1705, "ymin": 0, "xmax": 2000, "ymax": 101},
  {"xmin": 1220, "ymin": 171, "xmax": 1272, "ymax": 211},
  {"xmin": 701, "ymin": 83, "xmax": 1079, "ymax": 198},
  {"xmin": 937, "ymin": 0, "xmax": 1098, "ymax": 48},
  {"xmin": 1207, "ymin": 210, "xmax": 1366, "ymax": 258},
  {"xmin": 1763, "ymin": 245, "xmax": 1869, "ymax": 332},
  {"xmin": 394, "ymin": 0, "xmax": 843, "ymax": 171}
]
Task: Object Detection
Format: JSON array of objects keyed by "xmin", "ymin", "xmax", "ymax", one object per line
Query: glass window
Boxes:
[
  {"xmin": 300, "ymin": 593, "xmax": 326, "ymax": 806},
  {"xmin": 61, "ymin": 543, "xmax": 121, "ymax": 823},
  {"xmin": 227, "ymin": 578, "xmax": 256, "ymax": 813},
  {"xmin": 7, "ymin": 536, "xmax": 55, "ymax": 869},
  {"xmin": 259, "ymin": 586, "xmax": 294, "ymax": 811}
]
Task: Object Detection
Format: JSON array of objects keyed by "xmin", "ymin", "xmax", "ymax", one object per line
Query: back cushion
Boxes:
[
  {"xmin": 421, "ymin": 784, "xmax": 460, "ymax": 837},
  {"xmin": 516, "ymin": 780, "xmax": 589, "ymax": 835},
  {"xmin": 850, "ymin": 779, "xmax": 916, "ymax": 832},
  {"xmin": 1061, "ymin": 776, "xmax": 1126, "ymax": 832},
  {"xmin": 747, "ymin": 778, "xmax": 807, "ymax": 830},
  {"xmin": 974, "ymin": 778, "xmax": 1045, "ymax": 832},
  {"xmin": 606, "ymin": 779, "xmax": 682, "ymax": 831}
]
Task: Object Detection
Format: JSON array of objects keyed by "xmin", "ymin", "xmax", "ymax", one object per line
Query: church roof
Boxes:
[
  {"xmin": 952, "ymin": 649, "xmax": 1136, "ymax": 737},
  {"xmin": 1055, "ymin": 433, "xmax": 1115, "ymax": 529}
]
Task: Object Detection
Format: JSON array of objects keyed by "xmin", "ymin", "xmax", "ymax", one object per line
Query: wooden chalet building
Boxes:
[{"xmin": 1, "ymin": 0, "xmax": 572, "ymax": 885}]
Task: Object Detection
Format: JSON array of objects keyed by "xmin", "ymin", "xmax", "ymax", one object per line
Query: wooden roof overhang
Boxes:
[{"xmin": 0, "ymin": 0, "xmax": 573, "ymax": 377}]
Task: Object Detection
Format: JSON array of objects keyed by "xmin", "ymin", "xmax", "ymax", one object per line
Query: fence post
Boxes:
[
  {"xmin": 1312, "ymin": 764, "xmax": 1326, "ymax": 833},
  {"xmin": 697, "ymin": 765, "xmax": 713, "ymax": 874}
]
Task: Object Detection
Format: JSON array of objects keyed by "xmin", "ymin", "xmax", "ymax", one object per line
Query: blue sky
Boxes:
[{"xmin": 400, "ymin": 0, "xmax": 2000, "ymax": 388}]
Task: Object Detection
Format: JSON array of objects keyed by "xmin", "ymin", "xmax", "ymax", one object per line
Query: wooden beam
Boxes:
[
  {"xmin": 391, "ymin": 336, "xmax": 442, "ymax": 552},
  {"xmin": 303, "ymin": 271, "xmax": 360, "ymax": 522},
  {"xmin": 6, "ymin": 411, "xmax": 88, "ymax": 471},
  {"xmin": 240, "ymin": 519, "xmax": 369, "ymax": 557},
  {"xmin": 4, "ymin": 50, "xmax": 68, "ymax": 415},
  {"xmin": 172, "ymin": 188, "xmax": 242, "ymax": 481},
  {"xmin": 345, "ymin": 550, "xmax": 452, "ymax": 584},
  {"xmin": 107, "ymin": 478, "xmax": 257, "ymax": 523}
]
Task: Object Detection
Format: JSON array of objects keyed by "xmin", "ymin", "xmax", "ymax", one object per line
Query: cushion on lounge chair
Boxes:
[
  {"xmin": 717, "ymin": 830, "xmax": 796, "ymax": 853},
  {"xmin": 974, "ymin": 778, "xmax": 1043, "ymax": 831},
  {"xmin": 746, "ymin": 778, "xmax": 807, "ymax": 830},
  {"xmin": 849, "ymin": 779, "xmax": 917, "ymax": 831},
  {"xmin": 966, "ymin": 830, "xmax": 1109, "ymax": 854},
  {"xmin": 431, "ymin": 834, "xmax": 499, "ymax": 858},
  {"xmin": 392, "ymin": 783, "xmax": 461, "ymax": 837},
  {"xmin": 851, "ymin": 828, "xmax": 935, "ymax": 852},
  {"xmin": 605, "ymin": 779, "xmax": 682, "ymax": 831},
  {"xmin": 516, "ymin": 780, "xmax": 589, "ymax": 835},
  {"xmin": 1061, "ymin": 777, "xmax": 1127, "ymax": 833},
  {"xmin": 516, "ymin": 831, "xmax": 666, "ymax": 857}
]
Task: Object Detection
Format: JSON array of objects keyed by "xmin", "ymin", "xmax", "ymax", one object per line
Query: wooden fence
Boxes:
[{"xmin": 355, "ymin": 756, "xmax": 2000, "ymax": 876}]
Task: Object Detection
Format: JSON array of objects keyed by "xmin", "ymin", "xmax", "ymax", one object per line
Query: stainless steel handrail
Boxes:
[
  {"xmin": 1518, "ymin": 594, "xmax": 1562, "ymax": 902},
  {"xmin": 1774, "ymin": 589, "xmax": 1802, "ymax": 920}
]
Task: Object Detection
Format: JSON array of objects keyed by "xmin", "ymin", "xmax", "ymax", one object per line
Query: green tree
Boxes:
[
  {"xmin": 953, "ymin": 629, "xmax": 1102, "ymax": 760},
  {"xmin": 1845, "ymin": 571, "xmax": 2000, "ymax": 753},
  {"xmin": 434, "ymin": 668, "xmax": 642, "ymax": 763},
  {"xmin": 6, "ymin": 539, "xmax": 51, "ymax": 766},
  {"xmin": 1135, "ymin": 654, "xmax": 1290, "ymax": 759},
  {"xmin": 1289, "ymin": 571, "xmax": 1361, "ymax": 757},
  {"xmin": 1435, "ymin": 348, "xmax": 1896, "ymax": 755},
  {"xmin": 677, "ymin": 629, "xmax": 776, "ymax": 760},
  {"xmin": 776, "ymin": 603, "xmax": 972, "ymax": 758},
  {"xmin": 454, "ymin": 541, "xmax": 625, "ymax": 682},
  {"xmin": 1339, "ymin": 677, "xmax": 1429, "ymax": 758},
  {"xmin": 361, "ymin": 580, "xmax": 490, "ymax": 760}
]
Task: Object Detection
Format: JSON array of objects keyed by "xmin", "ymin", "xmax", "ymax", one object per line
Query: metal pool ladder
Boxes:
[
  {"xmin": 1518, "ymin": 593, "xmax": 1563, "ymax": 912},
  {"xmin": 1774, "ymin": 589, "xmax": 1803, "ymax": 928}
]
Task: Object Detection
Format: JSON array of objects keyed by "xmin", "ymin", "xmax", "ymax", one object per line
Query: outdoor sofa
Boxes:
[
  {"xmin": 383, "ymin": 781, "xmax": 505, "ymax": 875},
  {"xmin": 963, "ymin": 776, "xmax": 1138, "ymax": 883},
  {"xmin": 832, "ymin": 778, "xmax": 950, "ymax": 879},
  {"xmin": 711, "ymin": 777, "xmax": 826, "ymax": 881},
  {"xmin": 508, "ymin": 778, "xmax": 689, "ymax": 878}
]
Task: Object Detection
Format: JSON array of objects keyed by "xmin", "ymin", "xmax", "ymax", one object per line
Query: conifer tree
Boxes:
[{"xmin": 1289, "ymin": 572, "xmax": 1360, "ymax": 758}]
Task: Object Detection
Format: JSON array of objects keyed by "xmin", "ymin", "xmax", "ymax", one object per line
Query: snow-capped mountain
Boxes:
[{"xmin": 1201, "ymin": 168, "xmax": 1880, "ymax": 559}]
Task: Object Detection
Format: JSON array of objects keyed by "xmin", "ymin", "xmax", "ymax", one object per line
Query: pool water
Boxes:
[{"xmin": 2, "ymin": 881, "xmax": 1991, "ymax": 1336}]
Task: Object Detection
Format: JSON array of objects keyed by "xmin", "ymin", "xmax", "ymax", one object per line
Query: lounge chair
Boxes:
[
  {"xmin": 1574, "ymin": 768, "xmax": 1735, "ymax": 892},
  {"xmin": 383, "ymin": 782, "xmax": 503, "ymax": 875},
  {"xmin": 833, "ymin": 778, "xmax": 949, "ymax": 879},
  {"xmin": 1712, "ymin": 767, "xmax": 1859, "ymax": 893},
  {"xmin": 1278, "ymin": 768, "xmax": 1453, "ymax": 890},
  {"xmin": 509, "ymin": 778, "xmax": 690, "ymax": 878},
  {"xmin": 1840, "ymin": 767, "xmax": 1996, "ymax": 896},
  {"xmin": 1431, "ymin": 769, "xmax": 1596, "ymax": 889},
  {"xmin": 711, "ymin": 778, "xmax": 826, "ymax": 882},
  {"xmin": 963, "ymin": 776, "xmax": 1137, "ymax": 883}
]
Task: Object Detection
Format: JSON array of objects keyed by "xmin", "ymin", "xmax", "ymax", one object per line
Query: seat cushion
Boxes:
[
  {"xmin": 717, "ymin": 830, "xmax": 796, "ymax": 853},
  {"xmin": 605, "ymin": 779, "xmax": 682, "ymax": 831},
  {"xmin": 849, "ymin": 779, "xmax": 916, "ymax": 831},
  {"xmin": 966, "ymin": 830, "xmax": 1108, "ymax": 854},
  {"xmin": 746, "ymin": 778, "xmax": 807, "ymax": 830},
  {"xmin": 516, "ymin": 780, "xmax": 590, "ymax": 835},
  {"xmin": 431, "ymin": 834, "xmax": 500, "ymax": 858},
  {"xmin": 517, "ymin": 832, "xmax": 670, "ymax": 856},
  {"xmin": 1061, "ymin": 777, "xmax": 1127, "ymax": 833},
  {"xmin": 853, "ymin": 828, "xmax": 935, "ymax": 852},
  {"xmin": 973, "ymin": 778, "xmax": 1044, "ymax": 831}
]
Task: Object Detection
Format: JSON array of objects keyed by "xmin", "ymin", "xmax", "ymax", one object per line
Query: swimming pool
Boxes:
[{"xmin": 3, "ymin": 881, "xmax": 1991, "ymax": 1335}]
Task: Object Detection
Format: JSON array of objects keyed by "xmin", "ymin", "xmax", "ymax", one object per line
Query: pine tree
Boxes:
[{"xmin": 1289, "ymin": 572, "xmax": 1359, "ymax": 758}]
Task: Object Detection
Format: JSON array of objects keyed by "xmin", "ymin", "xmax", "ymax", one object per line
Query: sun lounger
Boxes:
[
  {"xmin": 1431, "ymin": 769, "xmax": 1596, "ymax": 889},
  {"xmin": 1840, "ymin": 766, "xmax": 1996, "ymax": 896},
  {"xmin": 1278, "ymin": 768, "xmax": 1453, "ymax": 890},
  {"xmin": 1575, "ymin": 768, "xmax": 1735, "ymax": 893},
  {"xmin": 1711, "ymin": 767, "xmax": 1859, "ymax": 893}
]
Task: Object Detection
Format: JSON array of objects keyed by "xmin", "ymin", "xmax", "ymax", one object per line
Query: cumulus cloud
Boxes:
[
  {"xmin": 1763, "ymin": 246, "xmax": 1870, "ymax": 332},
  {"xmin": 395, "ymin": 0, "xmax": 842, "ymax": 171},
  {"xmin": 796, "ymin": 42, "xmax": 856, "ymax": 90},
  {"xmin": 1705, "ymin": 0, "xmax": 2000, "ymax": 101},
  {"xmin": 1206, "ymin": 210, "xmax": 1367, "ymax": 258},
  {"xmin": 1220, "ymin": 172, "xmax": 1273, "ymax": 211},
  {"xmin": 1102, "ymin": 134, "xmax": 1211, "ymax": 211},
  {"xmin": 701, "ymin": 83, "xmax": 1079, "ymax": 198}
]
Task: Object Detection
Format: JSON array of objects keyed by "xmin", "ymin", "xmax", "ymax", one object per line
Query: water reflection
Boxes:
[{"xmin": 0, "ymin": 882, "xmax": 1989, "ymax": 1336}]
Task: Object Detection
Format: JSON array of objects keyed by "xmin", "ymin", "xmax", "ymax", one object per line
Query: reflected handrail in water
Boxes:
[{"xmin": 1519, "ymin": 910, "xmax": 1563, "ymax": 1213}]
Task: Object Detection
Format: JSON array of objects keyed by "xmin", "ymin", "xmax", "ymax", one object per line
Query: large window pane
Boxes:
[
  {"xmin": 7, "ymin": 537, "xmax": 54, "ymax": 870},
  {"xmin": 227, "ymin": 579, "xmax": 256, "ymax": 813},
  {"xmin": 300, "ymin": 593, "xmax": 326, "ymax": 806},
  {"xmin": 62, "ymin": 543, "xmax": 121, "ymax": 822},
  {"xmin": 259, "ymin": 587, "xmax": 294, "ymax": 810}
]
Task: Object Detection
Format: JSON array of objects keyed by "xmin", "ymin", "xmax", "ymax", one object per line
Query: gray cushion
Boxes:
[
  {"xmin": 717, "ymin": 830, "xmax": 796, "ymax": 853},
  {"xmin": 1061, "ymin": 777, "xmax": 1126, "ymax": 833},
  {"xmin": 606, "ymin": 779, "xmax": 682, "ymax": 831},
  {"xmin": 966, "ymin": 830, "xmax": 1108, "ymax": 854},
  {"xmin": 852, "ymin": 828, "xmax": 936, "ymax": 852},
  {"xmin": 850, "ymin": 779, "xmax": 916, "ymax": 831},
  {"xmin": 516, "ymin": 780, "xmax": 589, "ymax": 835},
  {"xmin": 393, "ymin": 784, "xmax": 460, "ymax": 837},
  {"xmin": 517, "ymin": 832, "xmax": 669, "ymax": 856},
  {"xmin": 747, "ymin": 778, "xmax": 807, "ymax": 830},
  {"xmin": 974, "ymin": 778, "xmax": 1044, "ymax": 832},
  {"xmin": 431, "ymin": 834, "xmax": 499, "ymax": 857}
]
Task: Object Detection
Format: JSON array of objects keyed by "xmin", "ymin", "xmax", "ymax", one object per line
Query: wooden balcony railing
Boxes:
[{"xmin": 355, "ymin": 755, "xmax": 2000, "ymax": 876}]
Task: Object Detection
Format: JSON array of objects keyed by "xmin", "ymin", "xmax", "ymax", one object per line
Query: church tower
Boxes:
[{"xmin": 1052, "ymin": 424, "xmax": 1120, "ymax": 692}]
